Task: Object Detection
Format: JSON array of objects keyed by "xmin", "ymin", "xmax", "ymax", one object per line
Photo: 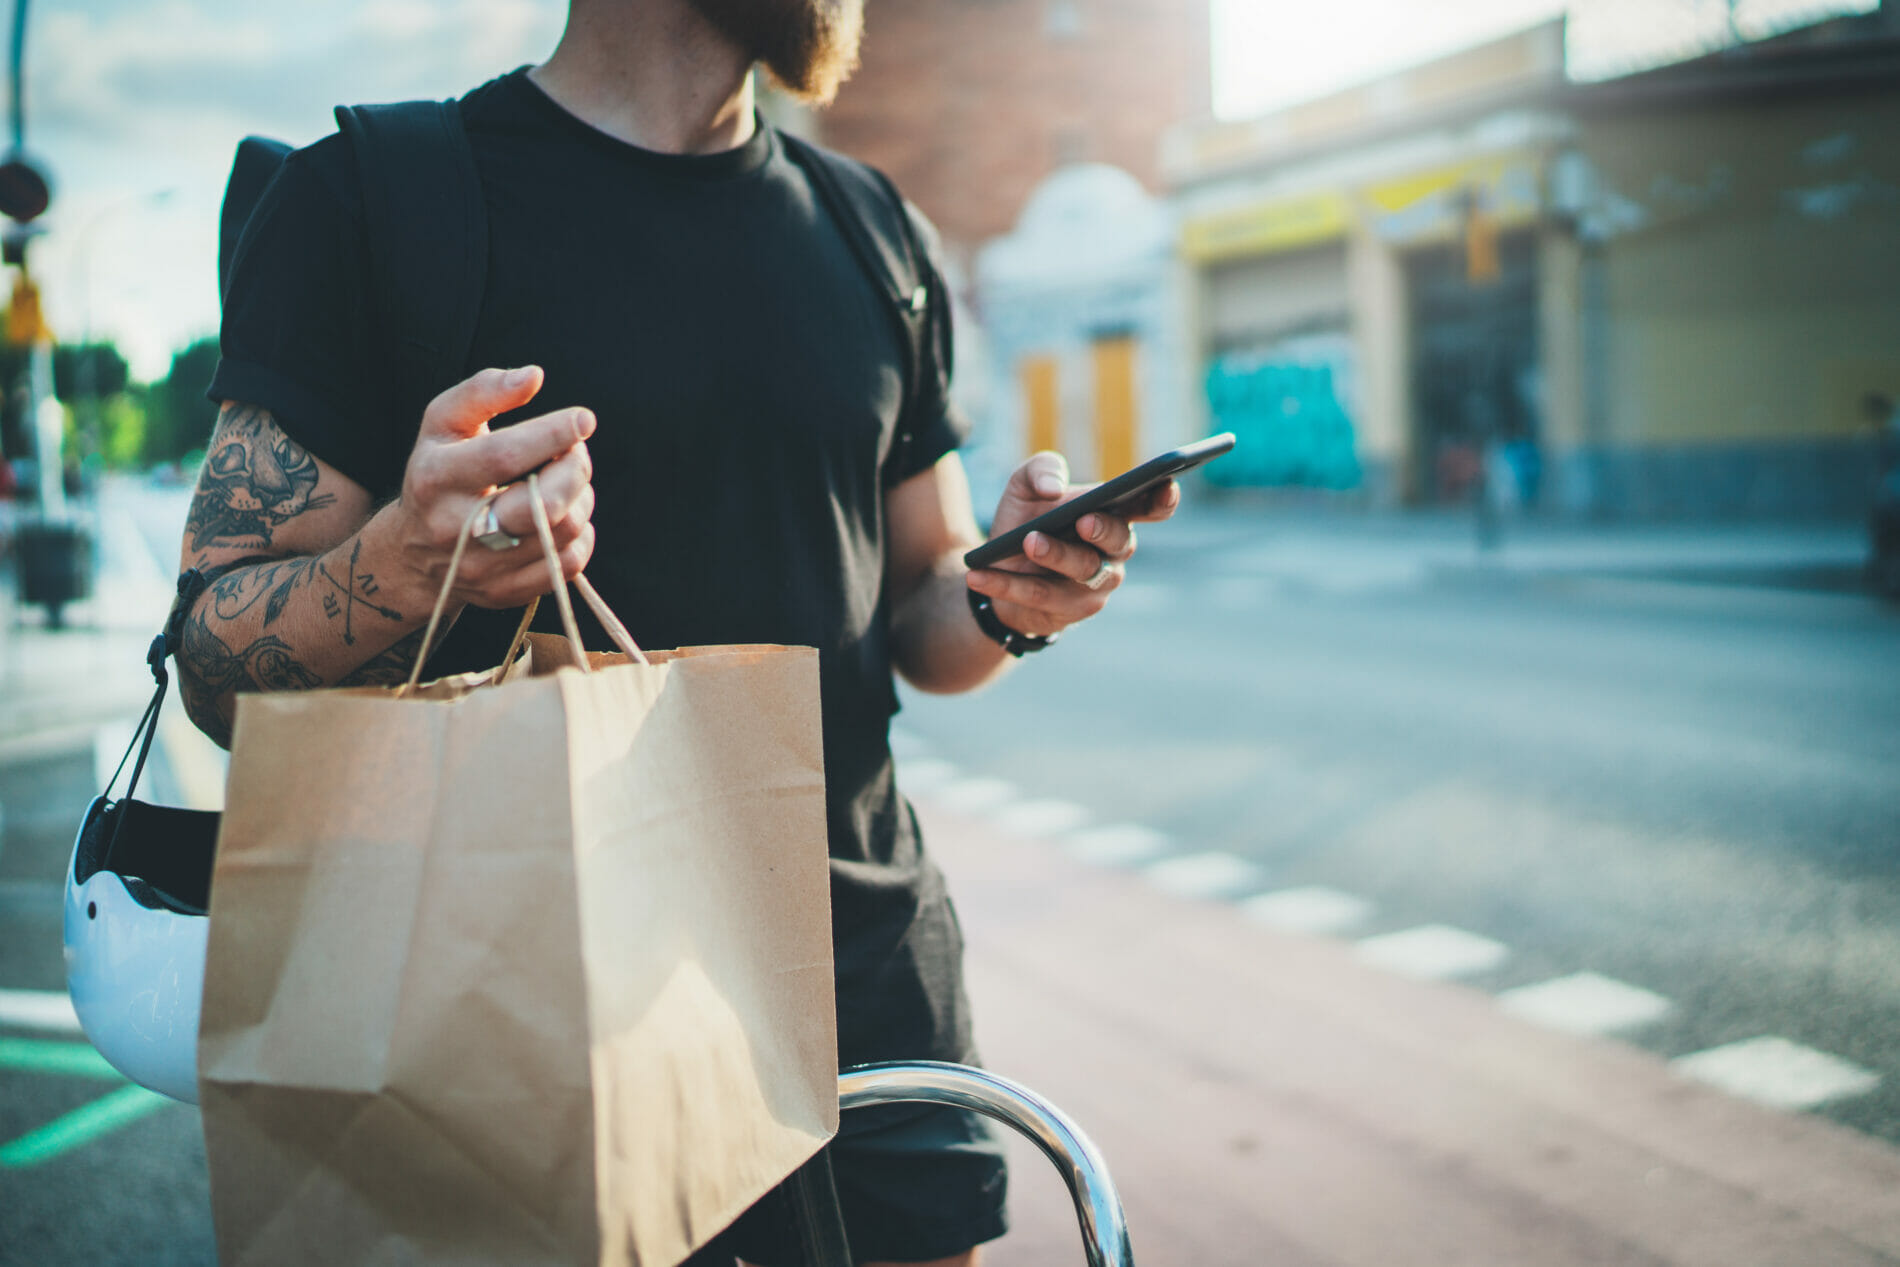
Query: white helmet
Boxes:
[{"xmin": 64, "ymin": 791, "xmax": 217, "ymax": 1105}]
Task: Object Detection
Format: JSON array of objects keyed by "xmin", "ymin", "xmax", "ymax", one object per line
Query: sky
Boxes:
[{"xmin": 15, "ymin": 0, "xmax": 1880, "ymax": 382}]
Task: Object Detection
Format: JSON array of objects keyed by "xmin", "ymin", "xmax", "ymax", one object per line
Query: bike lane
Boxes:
[{"xmin": 915, "ymin": 791, "xmax": 1900, "ymax": 1267}]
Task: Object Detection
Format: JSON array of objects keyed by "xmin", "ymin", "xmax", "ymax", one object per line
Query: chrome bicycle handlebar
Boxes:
[{"xmin": 838, "ymin": 1061, "xmax": 1134, "ymax": 1267}]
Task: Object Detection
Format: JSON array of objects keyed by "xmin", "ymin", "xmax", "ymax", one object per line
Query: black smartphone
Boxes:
[{"xmin": 962, "ymin": 433, "xmax": 1236, "ymax": 570}]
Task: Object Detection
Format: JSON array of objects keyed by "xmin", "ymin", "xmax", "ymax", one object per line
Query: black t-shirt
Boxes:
[{"xmin": 210, "ymin": 68, "xmax": 975, "ymax": 1075}]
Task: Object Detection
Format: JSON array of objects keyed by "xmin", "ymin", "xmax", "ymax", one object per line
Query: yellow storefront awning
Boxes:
[
  {"xmin": 1182, "ymin": 191, "xmax": 1350, "ymax": 264},
  {"xmin": 1180, "ymin": 152, "xmax": 1544, "ymax": 265}
]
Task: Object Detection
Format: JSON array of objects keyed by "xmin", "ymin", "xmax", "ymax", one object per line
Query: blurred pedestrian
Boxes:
[{"xmin": 169, "ymin": 2, "xmax": 1180, "ymax": 1264}]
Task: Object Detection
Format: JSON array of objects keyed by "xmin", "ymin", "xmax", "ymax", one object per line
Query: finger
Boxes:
[
  {"xmin": 1022, "ymin": 530, "xmax": 1110, "ymax": 582},
  {"xmin": 443, "ymin": 408, "xmax": 596, "ymax": 491},
  {"xmin": 418, "ymin": 366, "xmax": 544, "ymax": 442},
  {"xmin": 471, "ymin": 523, "xmax": 597, "ymax": 608},
  {"xmin": 1127, "ymin": 478, "xmax": 1181, "ymax": 524},
  {"xmin": 968, "ymin": 564, "xmax": 1117, "ymax": 624},
  {"xmin": 488, "ymin": 444, "xmax": 594, "ymax": 534},
  {"xmin": 1007, "ymin": 451, "xmax": 1070, "ymax": 503},
  {"xmin": 1071, "ymin": 511, "xmax": 1136, "ymax": 562},
  {"xmin": 449, "ymin": 491, "xmax": 587, "ymax": 574}
]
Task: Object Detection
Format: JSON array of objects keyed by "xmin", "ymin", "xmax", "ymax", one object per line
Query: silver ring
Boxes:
[
  {"xmin": 474, "ymin": 504, "xmax": 522, "ymax": 552},
  {"xmin": 1082, "ymin": 554, "xmax": 1122, "ymax": 591}
]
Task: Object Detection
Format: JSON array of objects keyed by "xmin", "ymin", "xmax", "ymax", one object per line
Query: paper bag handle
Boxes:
[
  {"xmin": 525, "ymin": 475, "xmax": 651, "ymax": 667},
  {"xmin": 399, "ymin": 475, "xmax": 649, "ymax": 697}
]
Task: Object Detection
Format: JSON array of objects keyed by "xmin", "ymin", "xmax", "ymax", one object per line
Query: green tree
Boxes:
[
  {"xmin": 142, "ymin": 336, "xmax": 221, "ymax": 467},
  {"xmin": 98, "ymin": 392, "xmax": 146, "ymax": 469},
  {"xmin": 54, "ymin": 343, "xmax": 131, "ymax": 400},
  {"xmin": 0, "ymin": 339, "xmax": 134, "ymax": 462}
]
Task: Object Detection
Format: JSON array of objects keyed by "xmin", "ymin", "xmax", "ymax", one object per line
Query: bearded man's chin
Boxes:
[{"xmin": 760, "ymin": 0, "xmax": 864, "ymax": 106}]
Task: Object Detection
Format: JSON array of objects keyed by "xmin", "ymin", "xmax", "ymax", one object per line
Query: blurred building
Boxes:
[
  {"xmin": 1164, "ymin": 9, "xmax": 1900, "ymax": 518},
  {"xmin": 965, "ymin": 165, "xmax": 1189, "ymax": 497},
  {"xmin": 783, "ymin": 0, "xmax": 1209, "ymax": 505},
  {"xmin": 1559, "ymin": 8, "xmax": 1900, "ymax": 517},
  {"xmin": 816, "ymin": 0, "xmax": 1212, "ymax": 258},
  {"xmin": 1168, "ymin": 21, "xmax": 1569, "ymax": 510}
]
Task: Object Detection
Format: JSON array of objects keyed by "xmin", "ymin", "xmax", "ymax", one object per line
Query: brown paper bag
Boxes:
[{"xmin": 197, "ymin": 490, "xmax": 837, "ymax": 1267}]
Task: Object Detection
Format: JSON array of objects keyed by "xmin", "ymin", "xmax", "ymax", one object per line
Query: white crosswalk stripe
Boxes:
[
  {"xmin": 1356, "ymin": 924, "xmax": 1509, "ymax": 980},
  {"xmin": 1241, "ymin": 886, "xmax": 1372, "ymax": 935},
  {"xmin": 1143, "ymin": 851, "xmax": 1268, "ymax": 901},
  {"xmin": 1497, "ymin": 972, "xmax": 1672, "ymax": 1036},
  {"xmin": 1672, "ymin": 1036, "xmax": 1879, "ymax": 1111}
]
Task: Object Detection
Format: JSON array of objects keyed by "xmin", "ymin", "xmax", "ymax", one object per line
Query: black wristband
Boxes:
[{"xmin": 966, "ymin": 587, "xmax": 1057, "ymax": 657}]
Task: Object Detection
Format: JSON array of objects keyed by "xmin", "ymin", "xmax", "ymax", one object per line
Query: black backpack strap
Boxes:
[
  {"xmin": 781, "ymin": 134, "xmax": 944, "ymax": 479},
  {"xmin": 97, "ymin": 566, "xmax": 214, "ymax": 870},
  {"xmin": 333, "ymin": 100, "xmax": 488, "ymax": 427}
]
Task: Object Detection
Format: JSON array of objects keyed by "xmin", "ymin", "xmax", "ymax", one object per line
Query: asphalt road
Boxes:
[{"xmin": 897, "ymin": 518, "xmax": 1900, "ymax": 1144}]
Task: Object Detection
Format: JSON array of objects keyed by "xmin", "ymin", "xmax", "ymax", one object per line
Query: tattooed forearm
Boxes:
[
  {"xmin": 177, "ymin": 546, "xmax": 416, "ymax": 745},
  {"xmin": 337, "ymin": 628, "xmax": 428, "ymax": 688},
  {"xmin": 185, "ymin": 403, "xmax": 337, "ymax": 556},
  {"xmin": 176, "ymin": 603, "xmax": 322, "ymax": 747},
  {"xmin": 177, "ymin": 606, "xmax": 242, "ymax": 748},
  {"xmin": 206, "ymin": 542, "xmax": 404, "ymax": 645}
]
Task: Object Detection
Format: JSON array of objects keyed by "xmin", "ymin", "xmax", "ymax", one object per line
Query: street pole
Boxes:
[
  {"xmin": 7, "ymin": 0, "xmax": 23, "ymax": 154},
  {"xmin": 3, "ymin": 0, "xmax": 90, "ymax": 626},
  {"xmin": 4, "ymin": 0, "xmax": 55, "ymax": 515}
]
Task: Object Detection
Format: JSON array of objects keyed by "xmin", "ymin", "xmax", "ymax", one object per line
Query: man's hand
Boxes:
[
  {"xmin": 387, "ymin": 365, "xmax": 598, "ymax": 609},
  {"xmin": 966, "ymin": 451, "xmax": 1180, "ymax": 639}
]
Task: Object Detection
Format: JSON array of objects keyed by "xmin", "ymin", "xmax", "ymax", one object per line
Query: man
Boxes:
[{"xmin": 177, "ymin": 1, "xmax": 1176, "ymax": 1263}]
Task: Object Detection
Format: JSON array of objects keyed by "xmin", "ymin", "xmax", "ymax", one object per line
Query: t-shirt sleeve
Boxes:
[
  {"xmin": 206, "ymin": 134, "xmax": 410, "ymax": 500},
  {"xmin": 880, "ymin": 200, "xmax": 972, "ymax": 486}
]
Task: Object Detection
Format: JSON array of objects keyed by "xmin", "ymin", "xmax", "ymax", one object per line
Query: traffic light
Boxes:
[
  {"xmin": 0, "ymin": 154, "xmax": 51, "ymax": 223},
  {"xmin": 0, "ymin": 152, "xmax": 52, "ymax": 267}
]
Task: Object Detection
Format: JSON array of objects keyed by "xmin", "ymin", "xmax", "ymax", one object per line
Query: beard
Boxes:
[{"xmin": 688, "ymin": 0, "xmax": 865, "ymax": 105}]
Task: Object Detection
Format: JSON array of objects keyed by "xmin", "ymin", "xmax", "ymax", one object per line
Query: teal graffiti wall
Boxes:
[{"xmin": 1205, "ymin": 350, "xmax": 1362, "ymax": 490}]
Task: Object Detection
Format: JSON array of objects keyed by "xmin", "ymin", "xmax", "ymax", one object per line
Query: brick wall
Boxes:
[{"xmin": 815, "ymin": 0, "xmax": 1211, "ymax": 256}]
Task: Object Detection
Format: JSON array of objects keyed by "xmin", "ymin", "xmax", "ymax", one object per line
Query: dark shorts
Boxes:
[{"xmin": 699, "ymin": 1102, "xmax": 1009, "ymax": 1265}]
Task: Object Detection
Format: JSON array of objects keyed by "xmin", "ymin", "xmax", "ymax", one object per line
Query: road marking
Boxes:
[
  {"xmin": 932, "ymin": 776, "xmax": 1018, "ymax": 815},
  {"xmin": 1356, "ymin": 924, "xmax": 1509, "ymax": 980},
  {"xmin": 1672, "ymin": 1036, "xmax": 1880, "ymax": 1111},
  {"xmin": 0, "ymin": 990, "xmax": 82, "ymax": 1036},
  {"xmin": 0, "ymin": 1037, "xmax": 117, "ymax": 1078},
  {"xmin": 1143, "ymin": 851, "xmax": 1268, "ymax": 901},
  {"xmin": 1241, "ymin": 886, "xmax": 1372, "ymax": 935},
  {"xmin": 992, "ymin": 799, "xmax": 1089, "ymax": 839},
  {"xmin": 0, "ymin": 1084, "xmax": 173, "ymax": 1169},
  {"xmin": 1063, "ymin": 824, "xmax": 1170, "ymax": 867},
  {"xmin": 1497, "ymin": 972, "xmax": 1672, "ymax": 1036}
]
